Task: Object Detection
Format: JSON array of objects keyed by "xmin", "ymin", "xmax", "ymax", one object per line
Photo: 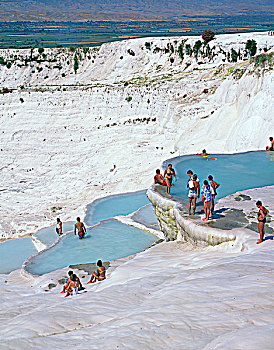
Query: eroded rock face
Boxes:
[{"xmin": 147, "ymin": 188, "xmax": 237, "ymax": 245}]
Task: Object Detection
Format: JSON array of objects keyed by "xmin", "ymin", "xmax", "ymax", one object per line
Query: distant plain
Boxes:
[{"xmin": 0, "ymin": 16, "xmax": 273, "ymax": 49}]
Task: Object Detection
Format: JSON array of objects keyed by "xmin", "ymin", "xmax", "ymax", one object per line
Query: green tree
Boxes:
[
  {"xmin": 185, "ymin": 44, "xmax": 192, "ymax": 56},
  {"xmin": 6, "ymin": 61, "xmax": 12, "ymax": 69},
  {"xmin": 231, "ymin": 48, "xmax": 238, "ymax": 62},
  {"xmin": 178, "ymin": 43, "xmax": 184, "ymax": 60},
  {"xmin": 193, "ymin": 40, "xmax": 202, "ymax": 56},
  {"xmin": 74, "ymin": 55, "xmax": 79, "ymax": 73},
  {"xmin": 202, "ymin": 30, "xmax": 215, "ymax": 43},
  {"xmin": 38, "ymin": 48, "xmax": 44, "ymax": 54},
  {"xmin": 245, "ymin": 40, "xmax": 257, "ymax": 57}
]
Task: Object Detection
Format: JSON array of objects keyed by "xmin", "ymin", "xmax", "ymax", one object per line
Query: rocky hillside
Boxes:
[{"xmin": 0, "ymin": 32, "xmax": 273, "ymax": 237}]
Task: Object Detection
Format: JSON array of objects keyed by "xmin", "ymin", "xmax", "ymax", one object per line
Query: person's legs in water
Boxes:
[{"xmin": 257, "ymin": 221, "xmax": 265, "ymax": 244}]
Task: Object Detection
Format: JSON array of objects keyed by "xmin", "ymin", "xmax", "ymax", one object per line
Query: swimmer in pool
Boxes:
[
  {"xmin": 56, "ymin": 218, "xmax": 63, "ymax": 236},
  {"xmin": 74, "ymin": 217, "xmax": 87, "ymax": 239},
  {"xmin": 197, "ymin": 149, "xmax": 218, "ymax": 161},
  {"xmin": 208, "ymin": 175, "xmax": 220, "ymax": 215},
  {"xmin": 164, "ymin": 164, "xmax": 176, "ymax": 197},
  {"xmin": 87, "ymin": 260, "xmax": 106, "ymax": 284},
  {"xmin": 256, "ymin": 201, "xmax": 269, "ymax": 244},
  {"xmin": 154, "ymin": 169, "xmax": 167, "ymax": 186},
  {"xmin": 266, "ymin": 137, "xmax": 274, "ymax": 151}
]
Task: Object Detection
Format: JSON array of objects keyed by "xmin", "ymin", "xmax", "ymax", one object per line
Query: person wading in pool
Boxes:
[
  {"xmin": 201, "ymin": 180, "xmax": 212, "ymax": 221},
  {"xmin": 56, "ymin": 218, "xmax": 63, "ymax": 236},
  {"xmin": 87, "ymin": 260, "xmax": 106, "ymax": 284},
  {"xmin": 256, "ymin": 201, "xmax": 269, "ymax": 244},
  {"xmin": 188, "ymin": 174, "xmax": 200, "ymax": 215},
  {"xmin": 266, "ymin": 137, "xmax": 274, "ymax": 151},
  {"xmin": 208, "ymin": 175, "xmax": 220, "ymax": 215},
  {"xmin": 154, "ymin": 169, "xmax": 166, "ymax": 186},
  {"xmin": 74, "ymin": 217, "xmax": 87, "ymax": 239},
  {"xmin": 164, "ymin": 164, "xmax": 176, "ymax": 197}
]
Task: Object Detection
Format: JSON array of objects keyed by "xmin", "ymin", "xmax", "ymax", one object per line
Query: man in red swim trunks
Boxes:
[
  {"xmin": 154, "ymin": 169, "xmax": 167, "ymax": 186},
  {"xmin": 74, "ymin": 217, "xmax": 87, "ymax": 239}
]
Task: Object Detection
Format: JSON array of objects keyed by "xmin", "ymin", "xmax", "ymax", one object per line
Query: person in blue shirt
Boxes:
[{"xmin": 201, "ymin": 180, "xmax": 212, "ymax": 221}]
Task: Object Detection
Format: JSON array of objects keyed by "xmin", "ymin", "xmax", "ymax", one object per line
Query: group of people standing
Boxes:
[
  {"xmin": 186, "ymin": 170, "xmax": 220, "ymax": 221},
  {"xmin": 154, "ymin": 165, "xmax": 220, "ymax": 221}
]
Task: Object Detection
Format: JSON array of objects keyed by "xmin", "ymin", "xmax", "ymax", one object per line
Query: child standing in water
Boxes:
[
  {"xmin": 201, "ymin": 180, "xmax": 212, "ymax": 221},
  {"xmin": 256, "ymin": 201, "xmax": 269, "ymax": 244},
  {"xmin": 56, "ymin": 218, "xmax": 63, "ymax": 236}
]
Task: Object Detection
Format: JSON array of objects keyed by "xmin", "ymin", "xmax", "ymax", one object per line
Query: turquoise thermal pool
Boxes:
[
  {"xmin": 0, "ymin": 237, "xmax": 37, "ymax": 274},
  {"xmin": 26, "ymin": 219, "xmax": 157, "ymax": 276},
  {"xmin": 34, "ymin": 222, "xmax": 74, "ymax": 246},
  {"xmin": 159, "ymin": 151, "xmax": 273, "ymax": 202},
  {"xmin": 85, "ymin": 190, "xmax": 150, "ymax": 225},
  {"xmin": 0, "ymin": 151, "xmax": 272, "ymax": 276}
]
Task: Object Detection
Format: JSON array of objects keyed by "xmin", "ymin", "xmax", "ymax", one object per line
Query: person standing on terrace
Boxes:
[
  {"xmin": 201, "ymin": 180, "xmax": 212, "ymax": 221},
  {"xmin": 208, "ymin": 175, "xmax": 220, "ymax": 215},
  {"xmin": 256, "ymin": 201, "xmax": 269, "ymax": 244},
  {"xmin": 164, "ymin": 164, "xmax": 176, "ymax": 197},
  {"xmin": 188, "ymin": 174, "xmax": 200, "ymax": 215}
]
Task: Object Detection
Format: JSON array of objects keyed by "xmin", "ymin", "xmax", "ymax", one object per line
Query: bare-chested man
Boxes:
[
  {"xmin": 154, "ymin": 169, "xmax": 167, "ymax": 186},
  {"xmin": 74, "ymin": 217, "xmax": 87, "ymax": 239}
]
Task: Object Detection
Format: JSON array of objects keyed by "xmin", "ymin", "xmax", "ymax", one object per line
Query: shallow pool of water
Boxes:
[
  {"xmin": 26, "ymin": 219, "xmax": 157, "ymax": 276},
  {"xmin": 85, "ymin": 190, "xmax": 150, "ymax": 226},
  {"xmin": 0, "ymin": 237, "xmax": 37, "ymax": 274},
  {"xmin": 34, "ymin": 222, "xmax": 74, "ymax": 246},
  {"xmin": 161, "ymin": 151, "xmax": 273, "ymax": 202}
]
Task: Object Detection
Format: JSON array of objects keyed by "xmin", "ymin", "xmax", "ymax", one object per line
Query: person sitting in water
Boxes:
[
  {"xmin": 164, "ymin": 164, "xmax": 176, "ymax": 197},
  {"xmin": 56, "ymin": 218, "xmax": 63, "ymax": 236},
  {"xmin": 65, "ymin": 274, "xmax": 79, "ymax": 297},
  {"xmin": 208, "ymin": 175, "xmax": 220, "ymax": 215},
  {"xmin": 197, "ymin": 149, "xmax": 208, "ymax": 157},
  {"xmin": 266, "ymin": 137, "xmax": 274, "ymax": 151},
  {"xmin": 74, "ymin": 217, "xmax": 87, "ymax": 239},
  {"xmin": 201, "ymin": 180, "xmax": 212, "ymax": 221},
  {"xmin": 154, "ymin": 169, "xmax": 167, "ymax": 186},
  {"xmin": 188, "ymin": 174, "xmax": 200, "ymax": 215},
  {"xmin": 87, "ymin": 260, "xmax": 106, "ymax": 284},
  {"xmin": 256, "ymin": 200, "xmax": 269, "ymax": 244}
]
